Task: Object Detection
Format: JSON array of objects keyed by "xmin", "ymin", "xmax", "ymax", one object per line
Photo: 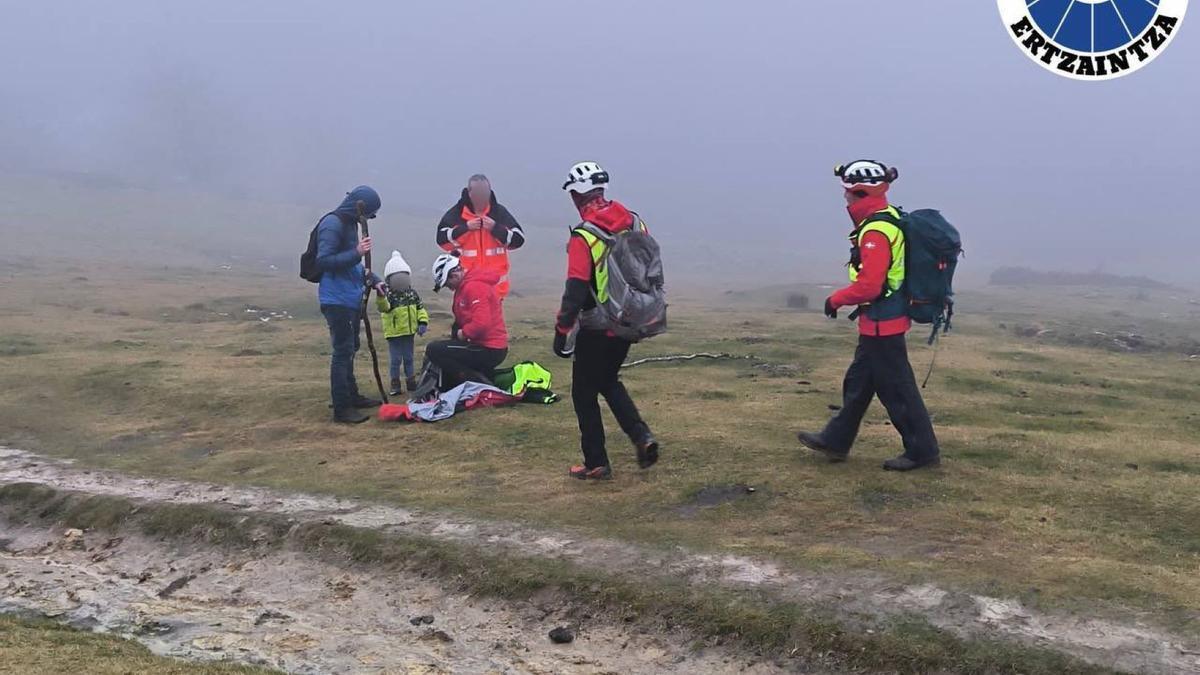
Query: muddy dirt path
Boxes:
[
  {"xmin": 0, "ymin": 525, "xmax": 789, "ymax": 674},
  {"xmin": 2, "ymin": 447, "xmax": 1197, "ymax": 674}
]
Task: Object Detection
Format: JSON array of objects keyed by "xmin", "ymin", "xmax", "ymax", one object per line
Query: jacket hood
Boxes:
[
  {"xmin": 335, "ymin": 185, "xmax": 382, "ymax": 220},
  {"xmin": 581, "ymin": 199, "xmax": 634, "ymax": 234},
  {"xmin": 847, "ymin": 194, "xmax": 889, "ymax": 227}
]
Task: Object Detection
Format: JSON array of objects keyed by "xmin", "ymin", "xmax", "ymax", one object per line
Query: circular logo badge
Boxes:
[{"xmin": 998, "ymin": 0, "xmax": 1188, "ymax": 80}]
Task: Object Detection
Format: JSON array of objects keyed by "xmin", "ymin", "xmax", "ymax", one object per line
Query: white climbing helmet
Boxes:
[
  {"xmin": 431, "ymin": 252, "xmax": 461, "ymax": 292},
  {"xmin": 834, "ymin": 160, "xmax": 898, "ymax": 191},
  {"xmin": 384, "ymin": 250, "xmax": 411, "ymax": 279},
  {"xmin": 562, "ymin": 161, "xmax": 610, "ymax": 194}
]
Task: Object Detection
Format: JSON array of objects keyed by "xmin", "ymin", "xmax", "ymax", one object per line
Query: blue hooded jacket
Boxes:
[{"xmin": 316, "ymin": 186, "xmax": 382, "ymax": 308}]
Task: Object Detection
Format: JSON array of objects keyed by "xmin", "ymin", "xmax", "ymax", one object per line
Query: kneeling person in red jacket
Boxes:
[
  {"xmin": 424, "ymin": 253, "xmax": 509, "ymax": 389},
  {"xmin": 797, "ymin": 160, "xmax": 940, "ymax": 472}
]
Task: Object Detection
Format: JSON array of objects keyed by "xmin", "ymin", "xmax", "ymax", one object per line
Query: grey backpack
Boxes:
[{"xmin": 575, "ymin": 214, "xmax": 667, "ymax": 342}]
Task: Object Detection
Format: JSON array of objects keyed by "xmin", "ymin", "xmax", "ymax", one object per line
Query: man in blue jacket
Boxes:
[{"xmin": 316, "ymin": 186, "xmax": 387, "ymax": 424}]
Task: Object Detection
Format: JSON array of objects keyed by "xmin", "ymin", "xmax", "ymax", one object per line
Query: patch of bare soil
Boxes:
[
  {"xmin": 675, "ymin": 484, "xmax": 758, "ymax": 518},
  {"xmin": 2, "ymin": 448, "xmax": 1197, "ymax": 674},
  {"xmin": 0, "ymin": 526, "xmax": 786, "ymax": 674},
  {"xmin": 1010, "ymin": 322, "xmax": 1200, "ymax": 355}
]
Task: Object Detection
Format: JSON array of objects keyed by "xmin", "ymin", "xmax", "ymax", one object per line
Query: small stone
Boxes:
[
  {"xmin": 62, "ymin": 529, "xmax": 85, "ymax": 550},
  {"xmin": 420, "ymin": 629, "xmax": 453, "ymax": 643},
  {"xmin": 133, "ymin": 619, "xmax": 173, "ymax": 636},
  {"xmin": 158, "ymin": 574, "xmax": 196, "ymax": 598},
  {"xmin": 254, "ymin": 610, "xmax": 292, "ymax": 626},
  {"xmin": 410, "ymin": 615, "xmax": 435, "ymax": 626},
  {"xmin": 549, "ymin": 627, "xmax": 575, "ymax": 644}
]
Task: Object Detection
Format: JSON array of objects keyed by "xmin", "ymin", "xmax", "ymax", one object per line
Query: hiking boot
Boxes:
[
  {"xmin": 635, "ymin": 434, "xmax": 660, "ymax": 469},
  {"xmin": 351, "ymin": 395, "xmax": 382, "ymax": 408},
  {"xmin": 797, "ymin": 431, "xmax": 849, "ymax": 463},
  {"xmin": 569, "ymin": 465, "xmax": 613, "ymax": 481},
  {"xmin": 388, "ymin": 379, "xmax": 404, "ymax": 397},
  {"xmin": 405, "ymin": 376, "xmax": 419, "ymax": 392},
  {"xmin": 333, "ymin": 408, "xmax": 370, "ymax": 424},
  {"xmin": 882, "ymin": 455, "xmax": 941, "ymax": 472}
]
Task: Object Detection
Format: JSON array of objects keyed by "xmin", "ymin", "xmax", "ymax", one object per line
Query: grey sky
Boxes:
[{"xmin": 1, "ymin": 1, "xmax": 1197, "ymax": 284}]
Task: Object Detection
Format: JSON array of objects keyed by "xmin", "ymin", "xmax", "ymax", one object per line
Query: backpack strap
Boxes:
[
  {"xmin": 856, "ymin": 207, "xmax": 903, "ymax": 239},
  {"xmin": 574, "ymin": 220, "xmax": 614, "ymax": 243},
  {"xmin": 574, "ymin": 213, "xmax": 646, "ymax": 241},
  {"xmin": 865, "ymin": 207, "xmax": 904, "ymax": 226},
  {"xmin": 628, "ymin": 211, "xmax": 648, "ymax": 234}
]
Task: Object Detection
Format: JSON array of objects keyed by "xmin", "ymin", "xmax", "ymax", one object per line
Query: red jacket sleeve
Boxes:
[
  {"xmin": 566, "ymin": 235, "xmax": 592, "ymax": 281},
  {"xmin": 830, "ymin": 230, "xmax": 891, "ymax": 308},
  {"xmin": 458, "ymin": 284, "xmax": 496, "ymax": 343},
  {"xmin": 554, "ymin": 235, "xmax": 595, "ymax": 333}
]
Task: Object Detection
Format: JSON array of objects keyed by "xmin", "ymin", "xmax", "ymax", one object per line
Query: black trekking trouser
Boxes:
[
  {"xmin": 822, "ymin": 334, "xmax": 939, "ymax": 463},
  {"xmin": 573, "ymin": 330, "xmax": 649, "ymax": 469},
  {"xmin": 423, "ymin": 339, "xmax": 507, "ymax": 390}
]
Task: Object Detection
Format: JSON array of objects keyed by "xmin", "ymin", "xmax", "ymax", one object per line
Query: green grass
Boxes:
[
  {"xmin": 0, "ymin": 614, "xmax": 272, "ymax": 674},
  {"xmin": 1, "ymin": 265, "xmax": 1199, "ymax": 643},
  {"xmin": 1146, "ymin": 460, "xmax": 1200, "ymax": 475},
  {"xmin": 0, "ymin": 334, "xmax": 44, "ymax": 357}
]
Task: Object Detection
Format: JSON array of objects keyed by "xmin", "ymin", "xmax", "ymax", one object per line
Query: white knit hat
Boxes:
[{"xmin": 383, "ymin": 250, "xmax": 411, "ymax": 278}]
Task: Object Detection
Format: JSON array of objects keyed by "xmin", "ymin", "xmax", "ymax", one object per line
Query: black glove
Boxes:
[
  {"xmin": 553, "ymin": 331, "xmax": 574, "ymax": 359},
  {"xmin": 824, "ymin": 297, "xmax": 838, "ymax": 319}
]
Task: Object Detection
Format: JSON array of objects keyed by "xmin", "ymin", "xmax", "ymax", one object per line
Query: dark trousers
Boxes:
[
  {"xmin": 387, "ymin": 335, "xmax": 416, "ymax": 380},
  {"xmin": 424, "ymin": 339, "xmax": 507, "ymax": 390},
  {"xmin": 321, "ymin": 304, "xmax": 361, "ymax": 411},
  {"xmin": 573, "ymin": 330, "xmax": 649, "ymax": 469},
  {"xmin": 822, "ymin": 334, "xmax": 939, "ymax": 462}
]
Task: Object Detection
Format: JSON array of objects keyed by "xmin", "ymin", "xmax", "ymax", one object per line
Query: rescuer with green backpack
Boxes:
[{"xmin": 798, "ymin": 160, "xmax": 961, "ymax": 472}]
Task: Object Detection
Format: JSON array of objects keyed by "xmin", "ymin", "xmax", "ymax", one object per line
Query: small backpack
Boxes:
[
  {"xmin": 575, "ymin": 215, "xmax": 667, "ymax": 342},
  {"xmin": 298, "ymin": 212, "xmax": 334, "ymax": 283},
  {"xmin": 873, "ymin": 208, "xmax": 963, "ymax": 341}
]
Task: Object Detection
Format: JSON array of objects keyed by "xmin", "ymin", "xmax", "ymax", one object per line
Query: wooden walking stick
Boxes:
[{"xmin": 356, "ymin": 201, "xmax": 389, "ymax": 404}]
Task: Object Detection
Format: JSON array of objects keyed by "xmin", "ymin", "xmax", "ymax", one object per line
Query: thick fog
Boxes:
[{"xmin": 1, "ymin": 1, "xmax": 1197, "ymax": 286}]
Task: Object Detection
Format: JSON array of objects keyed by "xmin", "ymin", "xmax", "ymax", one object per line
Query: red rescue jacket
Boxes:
[
  {"xmin": 556, "ymin": 199, "xmax": 637, "ymax": 334},
  {"xmin": 453, "ymin": 268, "xmax": 509, "ymax": 350},
  {"xmin": 829, "ymin": 195, "xmax": 911, "ymax": 337}
]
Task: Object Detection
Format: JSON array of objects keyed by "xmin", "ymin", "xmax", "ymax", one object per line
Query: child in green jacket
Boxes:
[{"xmin": 378, "ymin": 251, "xmax": 430, "ymax": 396}]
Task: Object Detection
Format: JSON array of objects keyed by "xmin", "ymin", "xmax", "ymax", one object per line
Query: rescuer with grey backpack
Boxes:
[{"xmin": 553, "ymin": 162, "xmax": 664, "ymax": 481}]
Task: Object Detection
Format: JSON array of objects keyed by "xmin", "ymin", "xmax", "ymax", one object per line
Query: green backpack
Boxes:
[{"xmin": 867, "ymin": 208, "xmax": 963, "ymax": 344}]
